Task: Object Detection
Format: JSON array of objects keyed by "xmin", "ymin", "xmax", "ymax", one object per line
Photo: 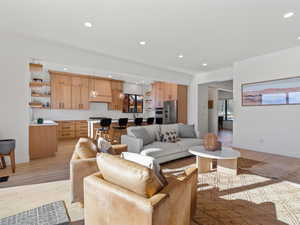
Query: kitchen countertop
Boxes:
[
  {"xmin": 88, "ymin": 119, "xmax": 146, "ymax": 123},
  {"xmin": 29, "ymin": 120, "xmax": 58, "ymax": 126}
]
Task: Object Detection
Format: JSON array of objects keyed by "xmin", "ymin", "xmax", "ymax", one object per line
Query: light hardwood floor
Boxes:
[{"xmin": 1, "ymin": 138, "xmax": 300, "ymax": 225}]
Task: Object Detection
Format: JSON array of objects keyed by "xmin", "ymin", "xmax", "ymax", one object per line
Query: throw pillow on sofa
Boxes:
[
  {"xmin": 160, "ymin": 129, "xmax": 179, "ymax": 143},
  {"xmin": 121, "ymin": 152, "xmax": 168, "ymax": 186},
  {"xmin": 178, "ymin": 124, "xmax": 197, "ymax": 138},
  {"xmin": 130, "ymin": 127, "xmax": 154, "ymax": 145},
  {"xmin": 97, "ymin": 137, "xmax": 112, "ymax": 153}
]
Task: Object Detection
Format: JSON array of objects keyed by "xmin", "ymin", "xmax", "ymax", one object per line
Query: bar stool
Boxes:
[
  {"xmin": 95, "ymin": 118, "xmax": 112, "ymax": 141},
  {"xmin": 113, "ymin": 118, "xmax": 128, "ymax": 143},
  {"xmin": 146, "ymin": 117, "xmax": 155, "ymax": 125},
  {"xmin": 0, "ymin": 139, "xmax": 16, "ymax": 173},
  {"xmin": 155, "ymin": 117, "xmax": 163, "ymax": 124},
  {"xmin": 134, "ymin": 118, "xmax": 143, "ymax": 126}
]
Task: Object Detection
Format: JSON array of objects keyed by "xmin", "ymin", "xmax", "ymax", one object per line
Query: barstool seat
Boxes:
[
  {"xmin": 0, "ymin": 139, "xmax": 16, "ymax": 173},
  {"xmin": 134, "ymin": 118, "xmax": 143, "ymax": 126},
  {"xmin": 95, "ymin": 118, "xmax": 112, "ymax": 141},
  {"xmin": 146, "ymin": 117, "xmax": 154, "ymax": 125}
]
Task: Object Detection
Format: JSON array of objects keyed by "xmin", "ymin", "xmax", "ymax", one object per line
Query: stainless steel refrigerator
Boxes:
[{"xmin": 163, "ymin": 100, "xmax": 177, "ymax": 124}]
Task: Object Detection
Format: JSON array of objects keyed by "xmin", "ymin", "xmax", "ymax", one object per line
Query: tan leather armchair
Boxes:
[
  {"xmin": 84, "ymin": 153, "xmax": 198, "ymax": 225},
  {"xmin": 70, "ymin": 138, "xmax": 128, "ymax": 204}
]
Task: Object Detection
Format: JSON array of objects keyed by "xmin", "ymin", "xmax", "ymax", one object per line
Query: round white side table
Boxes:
[{"xmin": 189, "ymin": 146, "xmax": 240, "ymax": 175}]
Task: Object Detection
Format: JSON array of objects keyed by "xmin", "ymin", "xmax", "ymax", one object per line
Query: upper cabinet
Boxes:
[
  {"xmin": 108, "ymin": 80, "xmax": 124, "ymax": 111},
  {"xmin": 89, "ymin": 78, "xmax": 112, "ymax": 103},
  {"xmin": 71, "ymin": 76, "xmax": 89, "ymax": 110},
  {"xmin": 51, "ymin": 72, "xmax": 72, "ymax": 109},
  {"xmin": 152, "ymin": 82, "xmax": 178, "ymax": 107},
  {"xmin": 152, "ymin": 81, "xmax": 188, "ymax": 124},
  {"xmin": 152, "ymin": 82, "xmax": 164, "ymax": 108},
  {"xmin": 177, "ymin": 85, "xmax": 188, "ymax": 124}
]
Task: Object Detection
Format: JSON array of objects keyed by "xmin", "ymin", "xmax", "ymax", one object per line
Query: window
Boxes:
[{"xmin": 218, "ymin": 99, "xmax": 233, "ymax": 120}]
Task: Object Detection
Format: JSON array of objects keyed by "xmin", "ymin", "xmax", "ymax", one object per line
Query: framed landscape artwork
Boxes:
[{"xmin": 242, "ymin": 76, "xmax": 300, "ymax": 106}]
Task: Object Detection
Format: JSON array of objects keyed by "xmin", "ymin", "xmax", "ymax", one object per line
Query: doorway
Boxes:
[{"xmin": 207, "ymin": 80, "xmax": 233, "ymax": 146}]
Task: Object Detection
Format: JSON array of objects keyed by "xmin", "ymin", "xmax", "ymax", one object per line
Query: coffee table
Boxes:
[{"xmin": 189, "ymin": 146, "xmax": 241, "ymax": 175}]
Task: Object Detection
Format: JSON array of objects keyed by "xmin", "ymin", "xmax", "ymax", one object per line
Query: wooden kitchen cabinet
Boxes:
[
  {"xmin": 50, "ymin": 72, "xmax": 72, "ymax": 109},
  {"xmin": 29, "ymin": 124, "xmax": 57, "ymax": 160},
  {"xmin": 108, "ymin": 80, "xmax": 124, "ymax": 111},
  {"xmin": 152, "ymin": 82, "xmax": 188, "ymax": 123},
  {"xmin": 164, "ymin": 83, "xmax": 178, "ymax": 101},
  {"xmin": 152, "ymin": 81, "xmax": 164, "ymax": 107},
  {"xmin": 177, "ymin": 85, "xmax": 188, "ymax": 124},
  {"xmin": 75, "ymin": 120, "xmax": 88, "ymax": 137},
  {"xmin": 72, "ymin": 76, "xmax": 89, "ymax": 110},
  {"xmin": 89, "ymin": 78, "xmax": 112, "ymax": 102},
  {"xmin": 56, "ymin": 120, "xmax": 88, "ymax": 139},
  {"xmin": 152, "ymin": 82, "xmax": 178, "ymax": 107}
]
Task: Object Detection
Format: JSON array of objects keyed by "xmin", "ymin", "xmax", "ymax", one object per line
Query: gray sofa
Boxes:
[{"xmin": 121, "ymin": 124, "xmax": 203, "ymax": 164}]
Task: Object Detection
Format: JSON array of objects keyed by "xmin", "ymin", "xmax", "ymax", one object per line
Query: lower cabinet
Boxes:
[
  {"xmin": 56, "ymin": 120, "xmax": 88, "ymax": 139},
  {"xmin": 29, "ymin": 125, "xmax": 58, "ymax": 160}
]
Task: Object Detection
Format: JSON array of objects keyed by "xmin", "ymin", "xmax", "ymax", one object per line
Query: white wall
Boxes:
[
  {"xmin": 0, "ymin": 33, "xmax": 193, "ymax": 164},
  {"xmin": 0, "ymin": 41, "xmax": 31, "ymax": 164},
  {"xmin": 196, "ymin": 84, "xmax": 209, "ymax": 138},
  {"xmin": 233, "ymin": 46, "xmax": 300, "ymax": 158}
]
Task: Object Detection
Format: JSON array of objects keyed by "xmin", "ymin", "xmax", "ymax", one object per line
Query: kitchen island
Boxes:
[{"xmin": 29, "ymin": 120, "xmax": 58, "ymax": 160}]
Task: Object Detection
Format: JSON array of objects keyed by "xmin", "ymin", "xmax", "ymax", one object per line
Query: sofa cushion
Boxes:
[
  {"xmin": 97, "ymin": 137, "xmax": 112, "ymax": 153},
  {"xmin": 160, "ymin": 124, "xmax": 180, "ymax": 136},
  {"xmin": 160, "ymin": 130, "xmax": 178, "ymax": 143},
  {"xmin": 142, "ymin": 142, "xmax": 184, "ymax": 158},
  {"xmin": 143, "ymin": 125, "xmax": 161, "ymax": 141},
  {"xmin": 121, "ymin": 152, "xmax": 168, "ymax": 186},
  {"xmin": 97, "ymin": 153, "xmax": 163, "ymax": 198},
  {"xmin": 75, "ymin": 138, "xmax": 97, "ymax": 159},
  {"xmin": 178, "ymin": 124, "xmax": 197, "ymax": 138},
  {"xmin": 178, "ymin": 138, "xmax": 203, "ymax": 150},
  {"xmin": 130, "ymin": 127, "xmax": 154, "ymax": 146}
]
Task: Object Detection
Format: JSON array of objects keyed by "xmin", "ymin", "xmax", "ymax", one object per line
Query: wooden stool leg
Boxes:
[
  {"xmin": 1, "ymin": 156, "xmax": 6, "ymax": 169},
  {"xmin": 10, "ymin": 150, "xmax": 16, "ymax": 173}
]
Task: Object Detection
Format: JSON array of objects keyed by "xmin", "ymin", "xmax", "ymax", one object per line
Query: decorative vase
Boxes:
[{"xmin": 203, "ymin": 133, "xmax": 222, "ymax": 151}]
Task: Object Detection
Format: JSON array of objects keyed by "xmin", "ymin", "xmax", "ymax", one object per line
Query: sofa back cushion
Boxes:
[
  {"xmin": 160, "ymin": 124, "xmax": 180, "ymax": 136},
  {"xmin": 128, "ymin": 127, "xmax": 154, "ymax": 145},
  {"xmin": 178, "ymin": 124, "xmax": 197, "ymax": 138},
  {"xmin": 75, "ymin": 138, "xmax": 97, "ymax": 159},
  {"xmin": 97, "ymin": 153, "xmax": 163, "ymax": 198}
]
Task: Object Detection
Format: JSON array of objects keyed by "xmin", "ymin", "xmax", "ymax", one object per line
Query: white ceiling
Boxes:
[{"xmin": 1, "ymin": 0, "xmax": 300, "ymax": 74}]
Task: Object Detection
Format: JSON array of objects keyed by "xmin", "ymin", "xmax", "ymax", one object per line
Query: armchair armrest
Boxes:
[
  {"xmin": 70, "ymin": 157, "xmax": 98, "ymax": 204},
  {"xmin": 121, "ymin": 135, "xmax": 143, "ymax": 153}
]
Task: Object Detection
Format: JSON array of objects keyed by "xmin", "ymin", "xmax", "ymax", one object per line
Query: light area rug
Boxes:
[
  {"xmin": 193, "ymin": 172, "xmax": 300, "ymax": 225},
  {"xmin": 0, "ymin": 180, "xmax": 83, "ymax": 223}
]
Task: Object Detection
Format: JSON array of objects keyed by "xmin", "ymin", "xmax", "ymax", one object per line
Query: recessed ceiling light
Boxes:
[
  {"xmin": 84, "ymin": 22, "xmax": 92, "ymax": 28},
  {"xmin": 202, "ymin": 63, "xmax": 208, "ymax": 67},
  {"xmin": 178, "ymin": 54, "xmax": 184, "ymax": 58},
  {"xmin": 283, "ymin": 12, "xmax": 294, "ymax": 18},
  {"xmin": 297, "ymin": 36, "xmax": 300, "ymax": 40},
  {"xmin": 63, "ymin": 68, "xmax": 67, "ymax": 71},
  {"xmin": 139, "ymin": 41, "xmax": 146, "ymax": 45}
]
